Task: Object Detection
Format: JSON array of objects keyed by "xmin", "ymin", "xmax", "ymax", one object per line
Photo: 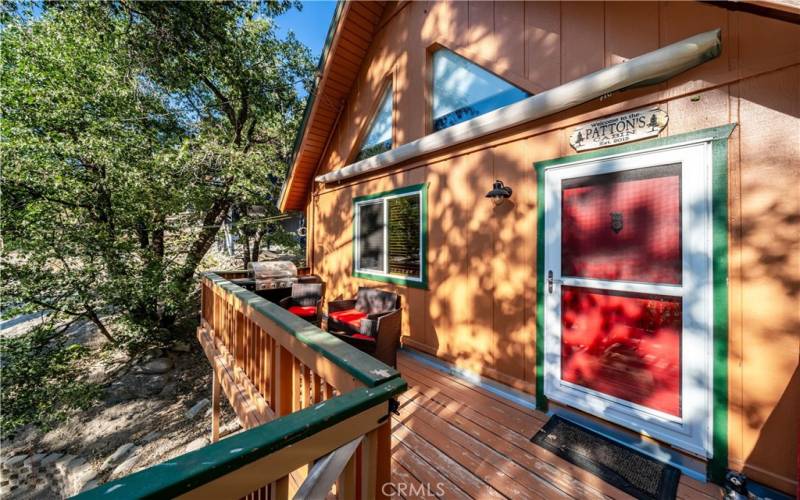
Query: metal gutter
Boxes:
[
  {"xmin": 278, "ymin": 0, "xmax": 347, "ymax": 211},
  {"xmin": 316, "ymin": 28, "xmax": 722, "ymax": 185}
]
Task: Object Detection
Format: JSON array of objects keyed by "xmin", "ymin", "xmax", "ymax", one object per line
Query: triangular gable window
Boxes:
[
  {"xmin": 432, "ymin": 49, "xmax": 531, "ymax": 132},
  {"xmin": 355, "ymin": 86, "xmax": 393, "ymax": 161}
]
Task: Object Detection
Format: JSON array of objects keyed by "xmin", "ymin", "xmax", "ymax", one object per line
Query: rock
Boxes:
[
  {"xmin": 23, "ymin": 453, "xmax": 47, "ymax": 466},
  {"xmin": 105, "ymin": 381, "xmax": 136, "ymax": 403},
  {"xmin": 220, "ymin": 419, "xmax": 242, "ymax": 436},
  {"xmin": 102, "ymin": 443, "xmax": 135, "ymax": 470},
  {"xmin": 140, "ymin": 431, "xmax": 162, "ymax": 444},
  {"xmin": 135, "ymin": 374, "xmax": 170, "ymax": 397},
  {"xmin": 139, "ymin": 357, "xmax": 173, "ymax": 374},
  {"xmin": 40, "ymin": 453, "xmax": 64, "ymax": 466},
  {"xmin": 159, "ymin": 381, "xmax": 178, "ymax": 398},
  {"xmin": 69, "ymin": 463, "xmax": 98, "ymax": 496},
  {"xmin": 183, "ymin": 437, "xmax": 208, "ymax": 453},
  {"xmin": 171, "ymin": 340, "xmax": 191, "ymax": 353},
  {"xmin": 111, "ymin": 451, "xmax": 139, "ymax": 477},
  {"xmin": 185, "ymin": 399, "xmax": 210, "ymax": 420},
  {"xmin": 53, "ymin": 454, "xmax": 76, "ymax": 468},
  {"xmin": 141, "ymin": 347, "xmax": 164, "ymax": 362},
  {"xmin": 66, "ymin": 457, "xmax": 86, "ymax": 471},
  {"xmin": 80, "ymin": 479, "xmax": 101, "ymax": 493},
  {"xmin": 4, "ymin": 454, "xmax": 27, "ymax": 466}
]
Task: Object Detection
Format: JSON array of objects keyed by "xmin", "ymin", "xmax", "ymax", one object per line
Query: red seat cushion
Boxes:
[
  {"xmin": 351, "ymin": 333, "xmax": 376, "ymax": 342},
  {"xmin": 288, "ymin": 305, "xmax": 317, "ymax": 317},
  {"xmin": 328, "ymin": 309, "xmax": 367, "ymax": 330}
]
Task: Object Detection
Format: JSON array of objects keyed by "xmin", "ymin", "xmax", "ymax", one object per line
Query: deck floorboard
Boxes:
[{"xmin": 394, "ymin": 352, "xmax": 723, "ymax": 499}]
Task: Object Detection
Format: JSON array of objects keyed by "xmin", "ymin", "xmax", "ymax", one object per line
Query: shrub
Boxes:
[{"xmin": 0, "ymin": 324, "xmax": 101, "ymax": 439}]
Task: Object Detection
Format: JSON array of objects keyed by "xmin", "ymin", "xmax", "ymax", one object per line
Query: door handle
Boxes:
[{"xmin": 547, "ymin": 270, "xmax": 562, "ymax": 293}]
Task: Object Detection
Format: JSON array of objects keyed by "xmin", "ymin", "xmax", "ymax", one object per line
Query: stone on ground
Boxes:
[
  {"xmin": 185, "ymin": 399, "xmax": 210, "ymax": 419},
  {"xmin": 111, "ymin": 448, "xmax": 140, "ymax": 477},
  {"xmin": 171, "ymin": 341, "xmax": 191, "ymax": 353},
  {"xmin": 140, "ymin": 431, "xmax": 162, "ymax": 443},
  {"xmin": 40, "ymin": 452, "xmax": 64, "ymax": 466},
  {"xmin": 139, "ymin": 357, "xmax": 174, "ymax": 374},
  {"xmin": 102, "ymin": 443, "xmax": 135, "ymax": 470},
  {"xmin": 80, "ymin": 479, "xmax": 101, "ymax": 493},
  {"xmin": 183, "ymin": 437, "xmax": 208, "ymax": 453}
]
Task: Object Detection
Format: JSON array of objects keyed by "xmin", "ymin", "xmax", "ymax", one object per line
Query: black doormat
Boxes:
[{"xmin": 531, "ymin": 416, "xmax": 681, "ymax": 500}]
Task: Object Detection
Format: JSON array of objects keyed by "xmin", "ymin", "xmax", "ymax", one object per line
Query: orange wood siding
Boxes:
[{"xmin": 308, "ymin": 1, "xmax": 800, "ymax": 492}]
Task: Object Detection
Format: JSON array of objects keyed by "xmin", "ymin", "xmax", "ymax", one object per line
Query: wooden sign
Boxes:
[{"xmin": 569, "ymin": 108, "xmax": 668, "ymax": 152}]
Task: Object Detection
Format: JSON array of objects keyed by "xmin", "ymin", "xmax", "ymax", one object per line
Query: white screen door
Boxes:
[{"xmin": 543, "ymin": 141, "xmax": 714, "ymax": 457}]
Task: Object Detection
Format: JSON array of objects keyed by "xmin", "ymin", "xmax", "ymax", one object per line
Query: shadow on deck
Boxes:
[{"xmin": 391, "ymin": 351, "xmax": 723, "ymax": 500}]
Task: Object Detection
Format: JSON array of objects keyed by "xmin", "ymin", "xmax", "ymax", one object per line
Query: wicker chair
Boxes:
[
  {"xmin": 279, "ymin": 283, "xmax": 324, "ymax": 327},
  {"xmin": 327, "ymin": 287, "xmax": 402, "ymax": 367}
]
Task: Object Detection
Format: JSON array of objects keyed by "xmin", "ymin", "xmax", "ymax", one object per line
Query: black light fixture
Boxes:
[{"xmin": 486, "ymin": 179, "xmax": 513, "ymax": 206}]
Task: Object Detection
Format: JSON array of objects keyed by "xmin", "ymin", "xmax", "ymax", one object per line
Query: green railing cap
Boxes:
[
  {"xmin": 203, "ymin": 272, "xmax": 401, "ymax": 388},
  {"xmin": 75, "ymin": 377, "xmax": 406, "ymax": 499}
]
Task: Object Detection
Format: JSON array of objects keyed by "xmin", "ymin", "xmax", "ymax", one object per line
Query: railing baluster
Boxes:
[
  {"xmin": 183, "ymin": 275, "xmax": 404, "ymax": 500},
  {"xmin": 276, "ymin": 346, "xmax": 293, "ymax": 416},
  {"xmin": 211, "ymin": 371, "xmax": 220, "ymax": 443},
  {"xmin": 336, "ymin": 451, "xmax": 357, "ymax": 500},
  {"xmin": 313, "ymin": 372, "xmax": 322, "ymax": 405}
]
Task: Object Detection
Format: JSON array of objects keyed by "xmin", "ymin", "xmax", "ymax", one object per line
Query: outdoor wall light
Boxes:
[{"xmin": 486, "ymin": 179, "xmax": 513, "ymax": 206}]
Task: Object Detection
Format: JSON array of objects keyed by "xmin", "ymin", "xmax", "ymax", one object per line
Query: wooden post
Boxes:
[
  {"xmin": 211, "ymin": 371, "xmax": 221, "ymax": 443},
  {"xmin": 271, "ymin": 476, "xmax": 289, "ymax": 500},
  {"xmin": 275, "ymin": 346, "xmax": 294, "ymax": 416},
  {"xmin": 360, "ymin": 429, "xmax": 378, "ymax": 499},
  {"xmin": 375, "ymin": 419, "xmax": 391, "ymax": 500},
  {"xmin": 336, "ymin": 453, "xmax": 357, "ymax": 500}
]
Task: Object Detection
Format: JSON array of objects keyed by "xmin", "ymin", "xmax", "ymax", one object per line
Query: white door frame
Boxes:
[{"xmin": 542, "ymin": 140, "xmax": 714, "ymax": 458}]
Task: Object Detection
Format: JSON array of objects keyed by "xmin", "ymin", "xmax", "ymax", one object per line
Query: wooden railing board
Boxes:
[{"xmin": 203, "ymin": 273, "xmax": 400, "ymax": 388}]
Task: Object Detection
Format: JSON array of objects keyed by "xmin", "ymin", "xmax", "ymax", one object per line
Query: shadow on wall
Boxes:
[{"xmin": 311, "ymin": 0, "xmax": 798, "ymax": 490}]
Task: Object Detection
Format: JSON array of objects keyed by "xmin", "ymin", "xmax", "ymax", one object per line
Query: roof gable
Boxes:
[{"xmin": 279, "ymin": 1, "xmax": 387, "ymax": 212}]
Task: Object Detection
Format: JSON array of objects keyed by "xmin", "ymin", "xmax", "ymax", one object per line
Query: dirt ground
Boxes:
[{"xmin": 1, "ymin": 313, "xmax": 239, "ymax": 495}]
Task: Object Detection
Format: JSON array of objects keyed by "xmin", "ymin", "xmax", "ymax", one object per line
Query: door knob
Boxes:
[{"xmin": 547, "ymin": 270, "xmax": 562, "ymax": 293}]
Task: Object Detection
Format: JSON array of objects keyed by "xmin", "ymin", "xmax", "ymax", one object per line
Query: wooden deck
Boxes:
[{"xmin": 391, "ymin": 352, "xmax": 723, "ymax": 500}]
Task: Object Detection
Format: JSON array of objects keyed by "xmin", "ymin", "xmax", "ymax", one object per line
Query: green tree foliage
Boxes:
[
  {"xmin": 0, "ymin": 324, "xmax": 101, "ymax": 439},
  {"xmin": 1, "ymin": 2, "xmax": 313, "ymax": 347}
]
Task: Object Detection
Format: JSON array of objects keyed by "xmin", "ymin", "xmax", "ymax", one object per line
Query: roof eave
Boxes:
[{"xmin": 278, "ymin": 0, "xmax": 347, "ymax": 213}]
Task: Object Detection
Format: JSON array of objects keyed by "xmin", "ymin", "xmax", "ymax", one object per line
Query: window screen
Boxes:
[
  {"xmin": 387, "ymin": 196, "xmax": 421, "ymax": 277},
  {"xmin": 358, "ymin": 202, "xmax": 384, "ymax": 271},
  {"xmin": 355, "ymin": 189, "xmax": 424, "ymax": 282},
  {"xmin": 355, "ymin": 87, "xmax": 393, "ymax": 161},
  {"xmin": 561, "ymin": 286, "xmax": 682, "ymax": 417},
  {"xmin": 561, "ymin": 164, "xmax": 682, "ymax": 284},
  {"xmin": 432, "ymin": 49, "xmax": 530, "ymax": 132}
]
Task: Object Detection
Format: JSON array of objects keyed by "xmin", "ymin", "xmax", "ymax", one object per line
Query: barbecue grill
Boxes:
[
  {"xmin": 228, "ymin": 261, "xmax": 321, "ymax": 304},
  {"xmin": 249, "ymin": 261, "xmax": 299, "ymax": 290}
]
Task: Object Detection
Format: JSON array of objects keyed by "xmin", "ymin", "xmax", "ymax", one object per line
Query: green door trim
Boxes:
[{"xmin": 533, "ymin": 124, "xmax": 735, "ymax": 484}]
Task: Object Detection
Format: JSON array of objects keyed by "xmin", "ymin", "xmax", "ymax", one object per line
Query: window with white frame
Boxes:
[
  {"xmin": 355, "ymin": 86, "xmax": 393, "ymax": 161},
  {"xmin": 354, "ymin": 186, "xmax": 425, "ymax": 284},
  {"xmin": 432, "ymin": 48, "xmax": 530, "ymax": 132}
]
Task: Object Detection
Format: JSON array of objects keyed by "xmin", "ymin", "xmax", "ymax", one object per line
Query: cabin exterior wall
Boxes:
[{"xmin": 306, "ymin": 1, "xmax": 799, "ymax": 492}]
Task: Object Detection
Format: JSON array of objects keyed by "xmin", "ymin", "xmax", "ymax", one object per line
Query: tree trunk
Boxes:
[
  {"xmin": 250, "ymin": 227, "xmax": 264, "ymax": 263},
  {"xmin": 241, "ymin": 235, "xmax": 251, "ymax": 268},
  {"xmin": 176, "ymin": 197, "xmax": 231, "ymax": 290},
  {"xmin": 85, "ymin": 306, "xmax": 116, "ymax": 344}
]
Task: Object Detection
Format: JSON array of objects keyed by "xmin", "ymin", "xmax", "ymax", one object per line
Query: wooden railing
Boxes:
[{"xmin": 76, "ymin": 272, "xmax": 405, "ymax": 499}]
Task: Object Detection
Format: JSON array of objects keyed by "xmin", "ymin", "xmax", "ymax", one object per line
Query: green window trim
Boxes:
[
  {"xmin": 534, "ymin": 124, "xmax": 735, "ymax": 485},
  {"xmin": 352, "ymin": 183, "xmax": 429, "ymax": 289}
]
